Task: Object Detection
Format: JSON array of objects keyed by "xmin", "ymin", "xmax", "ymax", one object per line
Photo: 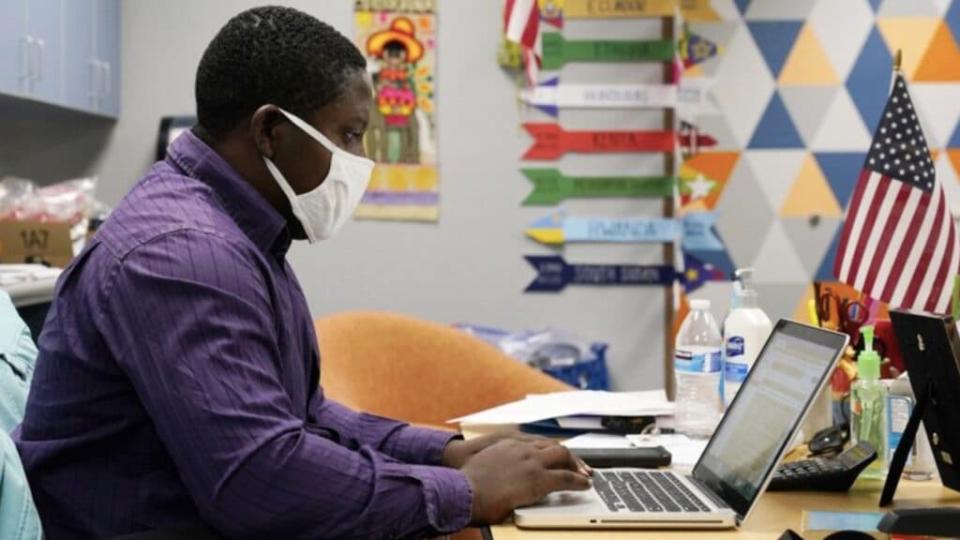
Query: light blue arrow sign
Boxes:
[{"xmin": 526, "ymin": 211, "xmax": 723, "ymax": 251}]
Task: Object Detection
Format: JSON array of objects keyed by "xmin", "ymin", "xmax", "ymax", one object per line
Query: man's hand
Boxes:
[
  {"xmin": 443, "ymin": 432, "xmax": 591, "ymax": 475},
  {"xmin": 460, "ymin": 439, "xmax": 592, "ymax": 525}
]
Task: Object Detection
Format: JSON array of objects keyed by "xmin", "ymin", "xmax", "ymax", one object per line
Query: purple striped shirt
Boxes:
[{"xmin": 15, "ymin": 131, "xmax": 472, "ymax": 539}]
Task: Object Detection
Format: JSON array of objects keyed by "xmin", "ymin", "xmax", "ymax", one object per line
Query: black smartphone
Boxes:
[{"xmin": 571, "ymin": 446, "xmax": 672, "ymax": 468}]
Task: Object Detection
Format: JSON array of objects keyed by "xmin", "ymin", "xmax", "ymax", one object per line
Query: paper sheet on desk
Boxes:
[
  {"xmin": 562, "ymin": 433, "xmax": 634, "ymax": 449},
  {"xmin": 627, "ymin": 434, "xmax": 708, "ymax": 466},
  {"xmin": 450, "ymin": 390, "xmax": 673, "ymax": 425}
]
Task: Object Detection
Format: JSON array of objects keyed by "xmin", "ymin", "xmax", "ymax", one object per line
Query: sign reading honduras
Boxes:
[
  {"xmin": 525, "ymin": 255, "xmax": 674, "ymax": 292},
  {"xmin": 521, "ymin": 78, "xmax": 677, "ymax": 117},
  {"xmin": 525, "ymin": 210, "xmax": 723, "ymax": 251}
]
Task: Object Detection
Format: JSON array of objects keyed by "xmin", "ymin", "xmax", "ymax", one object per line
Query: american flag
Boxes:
[
  {"xmin": 504, "ymin": 0, "xmax": 541, "ymax": 87},
  {"xmin": 834, "ymin": 73, "xmax": 960, "ymax": 314}
]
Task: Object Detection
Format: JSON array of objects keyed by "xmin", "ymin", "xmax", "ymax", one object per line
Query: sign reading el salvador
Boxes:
[
  {"xmin": 523, "ymin": 123, "xmax": 674, "ymax": 160},
  {"xmin": 525, "ymin": 255, "xmax": 674, "ymax": 292},
  {"xmin": 521, "ymin": 78, "xmax": 677, "ymax": 116},
  {"xmin": 525, "ymin": 210, "xmax": 722, "ymax": 251},
  {"xmin": 521, "ymin": 168, "xmax": 675, "ymax": 205}
]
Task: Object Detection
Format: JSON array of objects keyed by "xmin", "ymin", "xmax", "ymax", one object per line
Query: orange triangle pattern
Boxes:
[
  {"xmin": 779, "ymin": 25, "xmax": 840, "ymax": 86},
  {"xmin": 876, "ymin": 17, "xmax": 941, "ymax": 78},
  {"xmin": 948, "ymin": 149, "xmax": 960, "ymax": 179},
  {"xmin": 679, "ymin": 152, "xmax": 740, "ymax": 210},
  {"xmin": 780, "ymin": 155, "xmax": 842, "ymax": 217},
  {"xmin": 915, "ymin": 22, "xmax": 960, "ymax": 82}
]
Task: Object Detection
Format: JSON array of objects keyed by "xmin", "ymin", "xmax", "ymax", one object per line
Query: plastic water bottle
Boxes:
[
  {"xmin": 674, "ymin": 299, "xmax": 723, "ymax": 438},
  {"xmin": 722, "ymin": 269, "xmax": 773, "ymax": 407}
]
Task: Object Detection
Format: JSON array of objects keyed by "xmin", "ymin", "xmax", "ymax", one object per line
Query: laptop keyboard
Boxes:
[{"xmin": 594, "ymin": 471, "xmax": 712, "ymax": 513}]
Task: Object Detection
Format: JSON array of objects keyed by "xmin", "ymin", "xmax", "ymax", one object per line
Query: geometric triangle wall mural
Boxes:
[{"xmin": 683, "ymin": 0, "xmax": 960, "ymax": 323}]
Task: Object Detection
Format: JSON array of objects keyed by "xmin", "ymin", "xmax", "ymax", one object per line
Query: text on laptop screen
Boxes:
[{"xmin": 695, "ymin": 330, "xmax": 837, "ymax": 506}]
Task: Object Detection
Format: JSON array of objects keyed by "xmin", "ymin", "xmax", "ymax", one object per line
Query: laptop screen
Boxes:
[{"xmin": 692, "ymin": 321, "xmax": 847, "ymax": 520}]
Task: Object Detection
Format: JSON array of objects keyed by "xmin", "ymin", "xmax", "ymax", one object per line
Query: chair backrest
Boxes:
[
  {"xmin": 0, "ymin": 290, "xmax": 42, "ymax": 539},
  {"xmin": 315, "ymin": 311, "xmax": 571, "ymax": 429}
]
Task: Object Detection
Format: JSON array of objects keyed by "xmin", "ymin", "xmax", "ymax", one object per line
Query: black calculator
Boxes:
[{"xmin": 768, "ymin": 441, "xmax": 877, "ymax": 492}]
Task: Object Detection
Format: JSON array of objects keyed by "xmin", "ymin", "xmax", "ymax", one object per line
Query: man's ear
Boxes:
[{"xmin": 250, "ymin": 105, "xmax": 286, "ymax": 159}]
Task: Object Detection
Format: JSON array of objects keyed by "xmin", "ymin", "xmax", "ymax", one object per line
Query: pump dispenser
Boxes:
[
  {"xmin": 722, "ymin": 268, "xmax": 773, "ymax": 406},
  {"xmin": 850, "ymin": 325, "xmax": 889, "ymax": 479}
]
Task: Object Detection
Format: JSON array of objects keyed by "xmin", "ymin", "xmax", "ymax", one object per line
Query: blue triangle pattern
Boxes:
[
  {"xmin": 815, "ymin": 152, "xmax": 865, "ymax": 209},
  {"xmin": 815, "ymin": 224, "xmax": 843, "ymax": 282},
  {"xmin": 748, "ymin": 91, "xmax": 805, "ymax": 149},
  {"xmin": 867, "ymin": 0, "xmax": 882, "ymax": 12},
  {"xmin": 747, "ymin": 21, "xmax": 803, "ymax": 78},
  {"xmin": 949, "ymin": 1, "xmax": 960, "ymax": 50},
  {"xmin": 734, "ymin": 0, "xmax": 752, "ymax": 15},
  {"xmin": 949, "ymin": 118, "xmax": 960, "ymax": 148},
  {"xmin": 846, "ymin": 26, "xmax": 892, "ymax": 132}
]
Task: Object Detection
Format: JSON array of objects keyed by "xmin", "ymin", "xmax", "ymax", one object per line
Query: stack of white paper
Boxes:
[{"xmin": 450, "ymin": 390, "xmax": 674, "ymax": 426}]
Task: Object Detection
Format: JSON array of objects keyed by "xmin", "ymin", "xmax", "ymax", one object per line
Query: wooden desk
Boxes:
[{"xmin": 491, "ymin": 478, "xmax": 960, "ymax": 539}]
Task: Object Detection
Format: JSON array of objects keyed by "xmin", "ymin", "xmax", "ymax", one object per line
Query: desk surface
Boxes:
[{"xmin": 491, "ymin": 478, "xmax": 959, "ymax": 539}]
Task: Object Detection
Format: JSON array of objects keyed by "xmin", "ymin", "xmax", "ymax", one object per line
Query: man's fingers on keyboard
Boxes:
[{"xmin": 545, "ymin": 469, "xmax": 592, "ymax": 492}]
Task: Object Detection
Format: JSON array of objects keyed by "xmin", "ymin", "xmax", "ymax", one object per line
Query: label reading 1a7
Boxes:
[{"xmin": 19, "ymin": 229, "xmax": 49, "ymax": 250}]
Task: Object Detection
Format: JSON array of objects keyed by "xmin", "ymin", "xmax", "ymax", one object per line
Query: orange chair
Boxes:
[{"xmin": 315, "ymin": 310, "xmax": 571, "ymax": 430}]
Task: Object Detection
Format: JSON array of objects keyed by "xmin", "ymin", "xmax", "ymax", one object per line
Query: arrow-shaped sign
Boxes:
[
  {"xmin": 525, "ymin": 211, "xmax": 723, "ymax": 251},
  {"xmin": 522, "ymin": 168, "xmax": 674, "ymax": 205},
  {"xmin": 523, "ymin": 123, "xmax": 674, "ymax": 160},
  {"xmin": 541, "ymin": 33, "xmax": 675, "ymax": 70},
  {"xmin": 525, "ymin": 255, "xmax": 675, "ymax": 292},
  {"xmin": 521, "ymin": 77, "xmax": 678, "ymax": 117}
]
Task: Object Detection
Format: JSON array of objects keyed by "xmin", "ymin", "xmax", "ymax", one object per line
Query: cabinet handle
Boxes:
[
  {"xmin": 101, "ymin": 62, "xmax": 110, "ymax": 97},
  {"xmin": 33, "ymin": 39, "xmax": 44, "ymax": 82},
  {"xmin": 19, "ymin": 36, "xmax": 32, "ymax": 83}
]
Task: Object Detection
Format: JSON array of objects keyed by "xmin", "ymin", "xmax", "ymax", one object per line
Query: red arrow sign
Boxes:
[{"xmin": 522, "ymin": 123, "xmax": 675, "ymax": 160}]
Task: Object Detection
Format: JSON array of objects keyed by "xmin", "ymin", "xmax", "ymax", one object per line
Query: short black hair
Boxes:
[{"xmin": 195, "ymin": 6, "xmax": 366, "ymax": 139}]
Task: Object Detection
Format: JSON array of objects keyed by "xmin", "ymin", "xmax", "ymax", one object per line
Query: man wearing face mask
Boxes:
[{"xmin": 14, "ymin": 6, "xmax": 590, "ymax": 540}]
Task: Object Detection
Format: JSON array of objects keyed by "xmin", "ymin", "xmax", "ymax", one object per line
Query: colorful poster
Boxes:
[{"xmin": 354, "ymin": 0, "xmax": 438, "ymax": 221}]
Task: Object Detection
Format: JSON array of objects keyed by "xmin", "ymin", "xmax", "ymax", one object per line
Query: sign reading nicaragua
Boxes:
[
  {"xmin": 522, "ymin": 168, "xmax": 674, "ymax": 205},
  {"xmin": 525, "ymin": 255, "xmax": 674, "ymax": 292},
  {"xmin": 523, "ymin": 123, "xmax": 674, "ymax": 160},
  {"xmin": 525, "ymin": 210, "xmax": 722, "ymax": 250},
  {"xmin": 541, "ymin": 33, "xmax": 674, "ymax": 70}
]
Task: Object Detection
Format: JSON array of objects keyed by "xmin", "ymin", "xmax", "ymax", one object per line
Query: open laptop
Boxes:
[{"xmin": 515, "ymin": 319, "xmax": 848, "ymax": 529}]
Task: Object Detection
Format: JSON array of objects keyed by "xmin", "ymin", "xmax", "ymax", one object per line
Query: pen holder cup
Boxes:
[{"xmin": 540, "ymin": 344, "xmax": 609, "ymax": 390}]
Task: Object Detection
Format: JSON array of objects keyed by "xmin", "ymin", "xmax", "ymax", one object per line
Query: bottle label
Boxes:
[
  {"xmin": 725, "ymin": 336, "xmax": 744, "ymax": 358},
  {"xmin": 675, "ymin": 348, "xmax": 722, "ymax": 374},
  {"xmin": 724, "ymin": 361, "xmax": 748, "ymax": 383}
]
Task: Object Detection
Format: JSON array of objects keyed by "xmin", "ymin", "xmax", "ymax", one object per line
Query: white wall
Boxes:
[{"xmin": 3, "ymin": 0, "xmax": 671, "ymax": 391}]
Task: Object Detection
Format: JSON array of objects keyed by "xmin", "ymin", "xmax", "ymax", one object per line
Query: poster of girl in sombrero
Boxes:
[{"xmin": 354, "ymin": 0, "xmax": 438, "ymax": 222}]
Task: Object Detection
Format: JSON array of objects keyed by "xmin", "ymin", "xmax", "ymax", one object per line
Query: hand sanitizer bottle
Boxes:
[
  {"xmin": 722, "ymin": 269, "xmax": 773, "ymax": 407},
  {"xmin": 850, "ymin": 325, "xmax": 889, "ymax": 480}
]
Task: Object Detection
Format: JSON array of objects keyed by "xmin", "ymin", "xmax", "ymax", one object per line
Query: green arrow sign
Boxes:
[
  {"xmin": 541, "ymin": 33, "xmax": 675, "ymax": 70},
  {"xmin": 522, "ymin": 168, "xmax": 675, "ymax": 205}
]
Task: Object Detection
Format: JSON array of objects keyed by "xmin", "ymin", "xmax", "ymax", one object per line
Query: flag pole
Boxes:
[{"xmin": 893, "ymin": 49, "xmax": 902, "ymax": 72}]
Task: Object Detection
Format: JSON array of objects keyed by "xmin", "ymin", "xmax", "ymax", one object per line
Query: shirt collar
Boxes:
[{"xmin": 166, "ymin": 130, "xmax": 291, "ymax": 257}]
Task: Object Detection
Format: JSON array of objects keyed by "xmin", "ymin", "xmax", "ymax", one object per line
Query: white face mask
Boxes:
[{"xmin": 263, "ymin": 108, "xmax": 374, "ymax": 242}]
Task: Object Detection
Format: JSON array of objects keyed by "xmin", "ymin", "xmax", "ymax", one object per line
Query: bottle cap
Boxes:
[
  {"xmin": 857, "ymin": 325, "xmax": 881, "ymax": 380},
  {"xmin": 690, "ymin": 299, "xmax": 711, "ymax": 310}
]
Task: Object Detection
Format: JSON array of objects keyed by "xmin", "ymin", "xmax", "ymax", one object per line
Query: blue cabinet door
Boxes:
[
  {"xmin": 0, "ymin": 0, "xmax": 28, "ymax": 96},
  {"xmin": 95, "ymin": 0, "xmax": 120, "ymax": 117},
  {"xmin": 25, "ymin": 0, "xmax": 63, "ymax": 103},
  {"xmin": 64, "ymin": 0, "xmax": 95, "ymax": 112}
]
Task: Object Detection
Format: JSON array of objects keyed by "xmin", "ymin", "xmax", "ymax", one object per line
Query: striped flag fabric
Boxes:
[
  {"xmin": 834, "ymin": 73, "xmax": 960, "ymax": 315},
  {"xmin": 504, "ymin": 0, "xmax": 541, "ymax": 87}
]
